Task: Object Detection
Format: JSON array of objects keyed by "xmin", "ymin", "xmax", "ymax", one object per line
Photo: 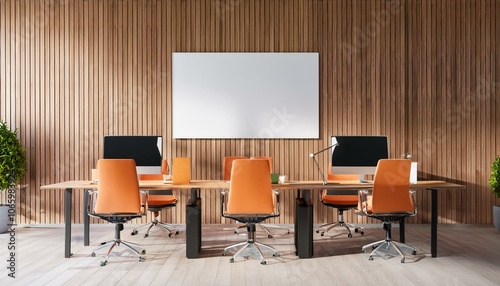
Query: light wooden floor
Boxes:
[{"xmin": 1, "ymin": 223, "xmax": 499, "ymax": 285}]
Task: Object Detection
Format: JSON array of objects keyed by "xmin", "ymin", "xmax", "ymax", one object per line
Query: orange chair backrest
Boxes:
[
  {"xmin": 250, "ymin": 156, "xmax": 273, "ymax": 173},
  {"xmin": 138, "ymin": 174, "xmax": 163, "ymax": 181},
  {"xmin": 139, "ymin": 159, "xmax": 169, "ymax": 181},
  {"xmin": 327, "ymin": 171, "xmax": 359, "ymax": 182},
  {"xmin": 172, "ymin": 157, "xmax": 190, "ymax": 184},
  {"xmin": 227, "ymin": 159, "xmax": 275, "ymax": 215},
  {"xmin": 138, "ymin": 165, "xmax": 176, "ymax": 206},
  {"xmin": 161, "ymin": 159, "xmax": 169, "ymax": 175},
  {"xmin": 96, "ymin": 159, "xmax": 141, "ymax": 213},
  {"xmin": 223, "ymin": 156, "xmax": 247, "ymax": 180},
  {"xmin": 371, "ymin": 159, "xmax": 413, "ymax": 213},
  {"xmin": 322, "ymin": 172, "xmax": 359, "ymax": 204}
]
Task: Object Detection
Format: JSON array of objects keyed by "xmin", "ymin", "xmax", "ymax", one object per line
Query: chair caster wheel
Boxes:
[
  {"xmin": 169, "ymin": 233, "xmax": 174, "ymax": 238},
  {"xmin": 412, "ymin": 250, "xmax": 417, "ymax": 255},
  {"xmin": 260, "ymin": 260, "xmax": 267, "ymax": 265},
  {"xmin": 91, "ymin": 252, "xmax": 96, "ymax": 257},
  {"xmin": 368, "ymin": 256, "xmax": 373, "ymax": 261},
  {"xmin": 222, "ymin": 252, "xmax": 226, "ymax": 256},
  {"xmin": 234, "ymin": 230, "xmax": 238, "ymax": 234},
  {"xmin": 355, "ymin": 229, "xmax": 364, "ymax": 235},
  {"xmin": 139, "ymin": 257, "xmax": 145, "ymax": 262},
  {"xmin": 175, "ymin": 231, "xmax": 179, "ymax": 235},
  {"xmin": 268, "ymin": 235, "xmax": 273, "ymax": 238},
  {"xmin": 144, "ymin": 233, "xmax": 149, "ymax": 238},
  {"xmin": 316, "ymin": 230, "xmax": 320, "ymax": 233},
  {"xmin": 141, "ymin": 250, "xmax": 146, "ymax": 254},
  {"xmin": 229, "ymin": 258, "xmax": 234, "ymax": 263},
  {"xmin": 100, "ymin": 261, "xmax": 108, "ymax": 267},
  {"xmin": 320, "ymin": 233, "xmax": 325, "ymax": 237},
  {"xmin": 348, "ymin": 234, "xmax": 352, "ymax": 238},
  {"xmin": 131, "ymin": 230, "xmax": 138, "ymax": 236},
  {"xmin": 401, "ymin": 259, "xmax": 405, "ymax": 263},
  {"xmin": 272, "ymin": 253, "xmax": 279, "ymax": 257}
]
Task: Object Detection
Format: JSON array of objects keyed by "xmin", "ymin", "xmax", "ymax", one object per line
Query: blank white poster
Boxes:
[{"xmin": 172, "ymin": 52, "xmax": 319, "ymax": 139}]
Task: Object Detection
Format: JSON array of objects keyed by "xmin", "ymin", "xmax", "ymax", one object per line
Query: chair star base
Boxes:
[
  {"xmin": 223, "ymin": 223, "xmax": 279, "ymax": 265},
  {"xmin": 362, "ymin": 239, "xmax": 417, "ymax": 263},
  {"xmin": 316, "ymin": 220, "xmax": 364, "ymax": 238},
  {"xmin": 92, "ymin": 223, "xmax": 145, "ymax": 266},
  {"xmin": 131, "ymin": 216, "xmax": 179, "ymax": 238},
  {"xmin": 234, "ymin": 223, "xmax": 290, "ymax": 238},
  {"xmin": 361, "ymin": 223, "xmax": 416, "ymax": 263},
  {"xmin": 92, "ymin": 239, "xmax": 146, "ymax": 266}
]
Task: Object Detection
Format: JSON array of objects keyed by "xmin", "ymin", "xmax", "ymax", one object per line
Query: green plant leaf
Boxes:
[
  {"xmin": 489, "ymin": 156, "xmax": 500, "ymax": 198},
  {"xmin": 0, "ymin": 121, "xmax": 26, "ymax": 190}
]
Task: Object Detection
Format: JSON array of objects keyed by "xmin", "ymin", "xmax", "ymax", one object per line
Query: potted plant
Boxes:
[
  {"xmin": 0, "ymin": 121, "xmax": 27, "ymax": 233},
  {"xmin": 488, "ymin": 156, "xmax": 500, "ymax": 231}
]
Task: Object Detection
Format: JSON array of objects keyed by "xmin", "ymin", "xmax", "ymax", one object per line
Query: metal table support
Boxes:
[
  {"xmin": 186, "ymin": 188, "xmax": 202, "ymax": 258},
  {"xmin": 295, "ymin": 189, "xmax": 313, "ymax": 258}
]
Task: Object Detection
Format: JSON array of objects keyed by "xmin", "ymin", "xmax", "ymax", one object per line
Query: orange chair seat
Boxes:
[
  {"xmin": 148, "ymin": 194, "xmax": 177, "ymax": 206},
  {"xmin": 322, "ymin": 194, "xmax": 358, "ymax": 206},
  {"xmin": 138, "ymin": 173, "xmax": 177, "ymax": 206}
]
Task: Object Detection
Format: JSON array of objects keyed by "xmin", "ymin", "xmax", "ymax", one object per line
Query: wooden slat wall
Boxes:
[{"xmin": 1, "ymin": 0, "xmax": 499, "ymax": 225}]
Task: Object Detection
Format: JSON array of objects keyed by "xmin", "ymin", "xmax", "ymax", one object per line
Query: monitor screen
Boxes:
[
  {"xmin": 330, "ymin": 135, "xmax": 389, "ymax": 180},
  {"xmin": 103, "ymin": 136, "xmax": 163, "ymax": 174}
]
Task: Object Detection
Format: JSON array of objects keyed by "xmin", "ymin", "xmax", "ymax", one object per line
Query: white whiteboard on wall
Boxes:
[{"xmin": 172, "ymin": 52, "xmax": 319, "ymax": 139}]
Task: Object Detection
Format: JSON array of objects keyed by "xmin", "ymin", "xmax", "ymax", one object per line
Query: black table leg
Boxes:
[
  {"xmin": 84, "ymin": 190, "xmax": 90, "ymax": 246},
  {"xmin": 399, "ymin": 218, "xmax": 405, "ymax": 243},
  {"xmin": 296, "ymin": 189, "xmax": 313, "ymax": 258},
  {"xmin": 431, "ymin": 188, "xmax": 438, "ymax": 257},
  {"xmin": 64, "ymin": 188, "xmax": 73, "ymax": 258},
  {"xmin": 294, "ymin": 190, "xmax": 298, "ymax": 252},
  {"xmin": 186, "ymin": 188, "xmax": 201, "ymax": 258}
]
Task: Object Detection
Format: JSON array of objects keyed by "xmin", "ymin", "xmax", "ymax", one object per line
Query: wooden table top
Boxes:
[{"xmin": 41, "ymin": 179, "xmax": 465, "ymax": 191}]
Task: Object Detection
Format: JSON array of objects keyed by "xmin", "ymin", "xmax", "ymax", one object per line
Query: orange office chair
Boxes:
[
  {"xmin": 249, "ymin": 156, "xmax": 290, "ymax": 237},
  {"xmin": 224, "ymin": 156, "xmax": 253, "ymax": 236},
  {"xmin": 221, "ymin": 159, "xmax": 280, "ymax": 264},
  {"xmin": 316, "ymin": 173, "xmax": 364, "ymax": 237},
  {"xmin": 223, "ymin": 156, "xmax": 247, "ymax": 181},
  {"xmin": 229, "ymin": 156, "xmax": 289, "ymax": 238},
  {"xmin": 249, "ymin": 156, "xmax": 273, "ymax": 170},
  {"xmin": 88, "ymin": 159, "xmax": 148, "ymax": 266},
  {"xmin": 358, "ymin": 159, "xmax": 417, "ymax": 263},
  {"xmin": 131, "ymin": 159, "xmax": 179, "ymax": 238}
]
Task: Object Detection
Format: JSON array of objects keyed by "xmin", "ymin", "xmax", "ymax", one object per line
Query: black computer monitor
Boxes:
[
  {"xmin": 330, "ymin": 135, "xmax": 389, "ymax": 181},
  {"xmin": 103, "ymin": 135, "xmax": 163, "ymax": 174}
]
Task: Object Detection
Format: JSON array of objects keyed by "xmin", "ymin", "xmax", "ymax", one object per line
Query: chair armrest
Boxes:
[
  {"xmin": 221, "ymin": 189, "xmax": 228, "ymax": 216},
  {"xmin": 409, "ymin": 189, "xmax": 417, "ymax": 215},
  {"xmin": 140, "ymin": 190, "xmax": 148, "ymax": 215},
  {"xmin": 357, "ymin": 189, "xmax": 371, "ymax": 215},
  {"xmin": 273, "ymin": 189, "xmax": 280, "ymax": 216},
  {"xmin": 87, "ymin": 189, "xmax": 98, "ymax": 216}
]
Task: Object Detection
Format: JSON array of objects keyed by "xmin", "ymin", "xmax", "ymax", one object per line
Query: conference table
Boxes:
[{"xmin": 40, "ymin": 179, "xmax": 464, "ymax": 259}]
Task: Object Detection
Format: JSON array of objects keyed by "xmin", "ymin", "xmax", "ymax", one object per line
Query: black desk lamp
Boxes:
[{"xmin": 309, "ymin": 142, "xmax": 339, "ymax": 185}]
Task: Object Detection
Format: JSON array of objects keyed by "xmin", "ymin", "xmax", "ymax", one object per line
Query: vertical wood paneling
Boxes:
[{"xmin": 0, "ymin": 0, "xmax": 499, "ymax": 225}]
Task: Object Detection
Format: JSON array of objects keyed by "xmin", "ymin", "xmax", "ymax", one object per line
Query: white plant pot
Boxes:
[
  {"xmin": 494, "ymin": 205, "xmax": 500, "ymax": 231},
  {"xmin": 0, "ymin": 205, "xmax": 10, "ymax": 233}
]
